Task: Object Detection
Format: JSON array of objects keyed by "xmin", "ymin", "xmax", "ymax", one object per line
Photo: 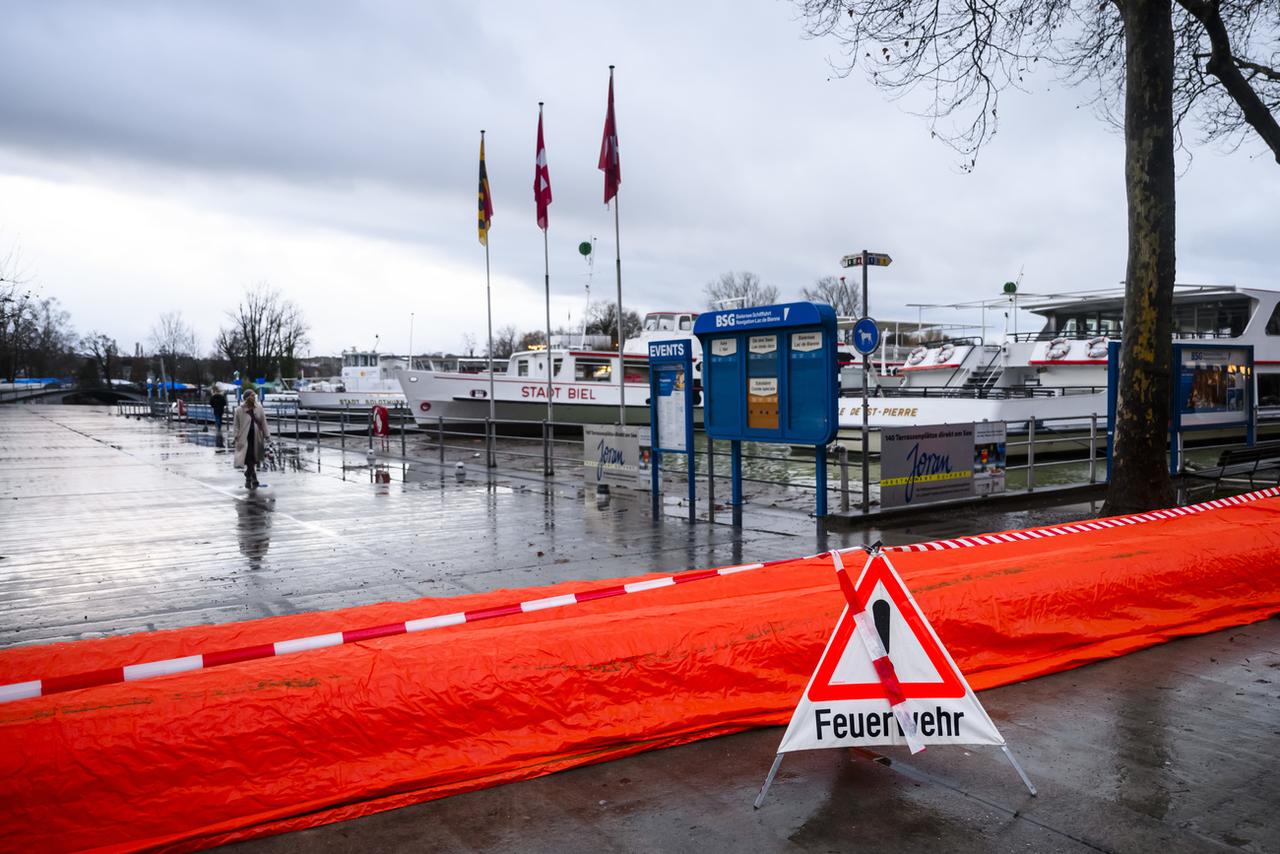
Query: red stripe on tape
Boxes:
[
  {"xmin": 673, "ymin": 569, "xmax": 719, "ymax": 584},
  {"xmin": 574, "ymin": 584, "xmax": 627, "ymax": 603},
  {"xmin": 872, "ymin": 655, "xmax": 907, "ymax": 707},
  {"xmin": 464, "ymin": 603, "xmax": 525, "ymax": 622},
  {"xmin": 342, "ymin": 623, "xmax": 407, "ymax": 644},
  {"xmin": 203, "ymin": 644, "xmax": 277, "ymax": 668},
  {"xmin": 43, "ymin": 667, "xmax": 124, "ymax": 695}
]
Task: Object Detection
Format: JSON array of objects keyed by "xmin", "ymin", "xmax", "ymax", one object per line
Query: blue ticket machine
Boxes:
[{"xmin": 694, "ymin": 302, "xmax": 840, "ymax": 518}]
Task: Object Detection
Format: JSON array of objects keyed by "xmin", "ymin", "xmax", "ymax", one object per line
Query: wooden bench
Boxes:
[{"xmin": 1206, "ymin": 441, "xmax": 1280, "ymax": 491}]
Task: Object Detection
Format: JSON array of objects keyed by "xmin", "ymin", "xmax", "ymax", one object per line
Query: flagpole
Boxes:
[
  {"xmin": 540, "ymin": 103, "xmax": 555, "ymax": 474},
  {"xmin": 609, "ymin": 66, "xmax": 625, "ymax": 427},
  {"xmin": 485, "ymin": 237, "xmax": 496, "ymax": 468},
  {"xmin": 481, "ymin": 129, "xmax": 496, "ymax": 469}
]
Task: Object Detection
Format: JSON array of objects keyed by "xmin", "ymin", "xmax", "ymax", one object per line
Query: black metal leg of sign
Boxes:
[
  {"xmin": 753, "ymin": 753, "xmax": 785, "ymax": 809},
  {"xmin": 731, "ymin": 439, "xmax": 743, "ymax": 527}
]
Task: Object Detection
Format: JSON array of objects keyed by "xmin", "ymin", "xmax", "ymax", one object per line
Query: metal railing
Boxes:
[{"xmin": 118, "ymin": 400, "xmax": 1274, "ymax": 519}]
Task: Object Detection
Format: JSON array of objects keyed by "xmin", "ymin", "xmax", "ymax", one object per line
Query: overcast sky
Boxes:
[{"xmin": 1, "ymin": 0, "xmax": 1276, "ymax": 358}]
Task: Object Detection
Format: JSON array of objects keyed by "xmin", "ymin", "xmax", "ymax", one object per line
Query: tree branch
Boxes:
[{"xmin": 1176, "ymin": 0, "xmax": 1280, "ymax": 162}]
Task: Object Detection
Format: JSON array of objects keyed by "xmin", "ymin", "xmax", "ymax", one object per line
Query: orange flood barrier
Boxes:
[{"xmin": 3, "ymin": 492, "xmax": 1280, "ymax": 851}]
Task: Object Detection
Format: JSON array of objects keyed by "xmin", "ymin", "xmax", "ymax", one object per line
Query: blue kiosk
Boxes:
[{"xmin": 693, "ymin": 302, "xmax": 840, "ymax": 520}]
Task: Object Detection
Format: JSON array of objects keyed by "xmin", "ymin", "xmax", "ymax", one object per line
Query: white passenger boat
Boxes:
[
  {"xmin": 839, "ymin": 284, "xmax": 1280, "ymax": 432},
  {"xmin": 398, "ymin": 311, "xmax": 702, "ymax": 425},
  {"xmin": 298, "ymin": 350, "xmax": 410, "ymax": 411}
]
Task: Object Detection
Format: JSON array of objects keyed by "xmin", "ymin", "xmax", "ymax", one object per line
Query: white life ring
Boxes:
[
  {"xmin": 934, "ymin": 343, "xmax": 956, "ymax": 364},
  {"xmin": 1046, "ymin": 337, "xmax": 1071, "ymax": 360},
  {"xmin": 906, "ymin": 346, "xmax": 928, "ymax": 366},
  {"xmin": 1086, "ymin": 336, "xmax": 1109, "ymax": 359}
]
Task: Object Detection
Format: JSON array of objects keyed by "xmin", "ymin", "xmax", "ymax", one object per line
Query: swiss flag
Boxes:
[
  {"xmin": 598, "ymin": 70, "xmax": 621, "ymax": 204},
  {"xmin": 534, "ymin": 107, "xmax": 552, "ymax": 230}
]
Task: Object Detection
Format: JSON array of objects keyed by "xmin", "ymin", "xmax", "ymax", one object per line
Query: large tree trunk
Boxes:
[{"xmin": 1103, "ymin": 0, "xmax": 1178, "ymax": 515}]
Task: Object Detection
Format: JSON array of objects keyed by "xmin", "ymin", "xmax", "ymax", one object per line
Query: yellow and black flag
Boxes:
[{"xmin": 478, "ymin": 131, "xmax": 494, "ymax": 246}]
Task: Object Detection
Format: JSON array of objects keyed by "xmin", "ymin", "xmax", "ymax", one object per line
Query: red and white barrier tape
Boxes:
[
  {"xmin": 0, "ymin": 557, "xmax": 807, "ymax": 705},
  {"xmin": 884, "ymin": 485, "xmax": 1280, "ymax": 553},
  {"xmin": 3, "ymin": 486, "xmax": 1277, "ymax": 705},
  {"xmin": 831, "ymin": 549, "xmax": 925, "ymax": 754}
]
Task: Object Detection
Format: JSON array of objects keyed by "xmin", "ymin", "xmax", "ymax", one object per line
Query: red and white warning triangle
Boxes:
[{"xmin": 775, "ymin": 549, "xmax": 1005, "ymax": 754}]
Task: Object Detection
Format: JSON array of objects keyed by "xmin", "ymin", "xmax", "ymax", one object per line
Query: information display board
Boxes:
[
  {"xmin": 693, "ymin": 302, "xmax": 839, "ymax": 447},
  {"xmin": 1173, "ymin": 344, "xmax": 1253, "ymax": 429}
]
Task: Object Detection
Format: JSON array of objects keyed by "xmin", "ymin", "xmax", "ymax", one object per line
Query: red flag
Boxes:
[
  {"xmin": 598, "ymin": 70, "xmax": 621, "ymax": 204},
  {"xmin": 534, "ymin": 107, "xmax": 552, "ymax": 230},
  {"xmin": 478, "ymin": 132, "xmax": 493, "ymax": 246}
]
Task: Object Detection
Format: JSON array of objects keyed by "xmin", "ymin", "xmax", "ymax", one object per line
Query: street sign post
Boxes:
[
  {"xmin": 841, "ymin": 253, "xmax": 892, "ymax": 268},
  {"xmin": 841, "ymin": 251, "xmax": 892, "ymax": 513}
]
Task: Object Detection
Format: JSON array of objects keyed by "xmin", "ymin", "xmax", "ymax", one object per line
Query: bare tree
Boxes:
[
  {"xmin": 492, "ymin": 324, "xmax": 520, "ymax": 360},
  {"xmin": 149, "ymin": 311, "xmax": 199, "ymax": 360},
  {"xmin": 703, "ymin": 271, "xmax": 780, "ymax": 310},
  {"xmin": 802, "ymin": 275, "xmax": 861, "ymax": 317},
  {"xmin": 584, "ymin": 302, "xmax": 642, "ymax": 348},
  {"xmin": 792, "ymin": 0, "xmax": 1279, "ymax": 513},
  {"xmin": 217, "ymin": 284, "xmax": 310, "ymax": 380},
  {"xmin": 461, "ymin": 333, "xmax": 477, "ymax": 357},
  {"xmin": 79, "ymin": 332, "xmax": 119, "ymax": 384}
]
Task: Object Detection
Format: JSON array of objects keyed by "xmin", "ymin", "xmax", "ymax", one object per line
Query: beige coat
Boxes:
[{"xmin": 232, "ymin": 401, "xmax": 270, "ymax": 468}]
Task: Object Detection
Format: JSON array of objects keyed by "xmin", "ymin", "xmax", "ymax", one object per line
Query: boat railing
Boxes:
[
  {"xmin": 1006, "ymin": 330, "xmax": 1241, "ymax": 343},
  {"xmin": 863, "ymin": 385, "xmax": 1107, "ymax": 400},
  {"xmin": 119, "ymin": 396, "xmax": 1274, "ymax": 521}
]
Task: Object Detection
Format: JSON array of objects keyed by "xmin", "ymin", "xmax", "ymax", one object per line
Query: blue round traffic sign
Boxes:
[{"xmin": 852, "ymin": 317, "xmax": 880, "ymax": 355}]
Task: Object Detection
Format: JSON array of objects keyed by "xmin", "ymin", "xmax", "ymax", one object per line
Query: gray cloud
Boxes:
[{"xmin": 0, "ymin": 0, "xmax": 1275, "ymax": 353}]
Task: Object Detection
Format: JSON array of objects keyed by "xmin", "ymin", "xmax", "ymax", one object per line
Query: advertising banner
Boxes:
[
  {"xmin": 880, "ymin": 424, "xmax": 975, "ymax": 508},
  {"xmin": 583, "ymin": 425, "xmax": 644, "ymax": 488},
  {"xmin": 972, "ymin": 421, "xmax": 1007, "ymax": 496}
]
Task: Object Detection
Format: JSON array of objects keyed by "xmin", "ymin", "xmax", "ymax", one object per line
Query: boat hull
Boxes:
[
  {"xmin": 298, "ymin": 390, "xmax": 407, "ymax": 411},
  {"xmin": 398, "ymin": 370, "xmax": 700, "ymax": 427}
]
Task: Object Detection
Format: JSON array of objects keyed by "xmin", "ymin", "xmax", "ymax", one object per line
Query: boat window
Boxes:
[
  {"xmin": 552, "ymin": 357, "xmax": 563, "ymax": 377},
  {"xmin": 1259, "ymin": 373, "xmax": 1280, "ymax": 406},
  {"xmin": 643, "ymin": 316, "xmax": 659, "ymax": 331},
  {"xmin": 1265, "ymin": 302, "xmax": 1280, "ymax": 336},
  {"xmin": 679, "ymin": 315, "xmax": 692, "ymax": 331},
  {"xmin": 1171, "ymin": 297, "xmax": 1251, "ymax": 338},
  {"xmin": 658, "ymin": 315, "xmax": 675, "ymax": 331},
  {"xmin": 517, "ymin": 358, "xmax": 529, "ymax": 377},
  {"xmin": 624, "ymin": 364, "xmax": 649, "ymax": 385},
  {"xmin": 575, "ymin": 358, "xmax": 613, "ymax": 382}
]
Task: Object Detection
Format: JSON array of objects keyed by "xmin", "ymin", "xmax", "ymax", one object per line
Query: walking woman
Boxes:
[{"xmin": 233, "ymin": 388, "xmax": 271, "ymax": 488}]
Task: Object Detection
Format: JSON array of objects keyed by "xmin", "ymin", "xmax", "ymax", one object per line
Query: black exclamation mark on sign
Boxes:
[{"xmin": 873, "ymin": 600, "xmax": 891, "ymax": 653}]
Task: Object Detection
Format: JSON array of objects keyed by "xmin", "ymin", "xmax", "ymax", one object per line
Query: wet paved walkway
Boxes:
[
  {"xmin": 0, "ymin": 406, "xmax": 1099, "ymax": 648},
  {"xmin": 3, "ymin": 406, "xmax": 1275, "ymax": 853}
]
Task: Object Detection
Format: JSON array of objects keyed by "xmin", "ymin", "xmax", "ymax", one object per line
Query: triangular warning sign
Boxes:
[
  {"xmin": 806, "ymin": 555, "xmax": 965, "ymax": 703},
  {"xmin": 775, "ymin": 550, "xmax": 1005, "ymax": 754}
]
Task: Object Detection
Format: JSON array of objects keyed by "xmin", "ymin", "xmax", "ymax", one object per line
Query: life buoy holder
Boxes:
[
  {"xmin": 934, "ymin": 343, "xmax": 956, "ymax": 364},
  {"xmin": 1086, "ymin": 336, "xmax": 1109, "ymax": 359},
  {"xmin": 1046, "ymin": 337, "xmax": 1071, "ymax": 360},
  {"xmin": 906, "ymin": 346, "xmax": 928, "ymax": 366}
]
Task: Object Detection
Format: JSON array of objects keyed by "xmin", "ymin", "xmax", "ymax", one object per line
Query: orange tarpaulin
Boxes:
[{"xmin": 2, "ymin": 495, "xmax": 1280, "ymax": 851}]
